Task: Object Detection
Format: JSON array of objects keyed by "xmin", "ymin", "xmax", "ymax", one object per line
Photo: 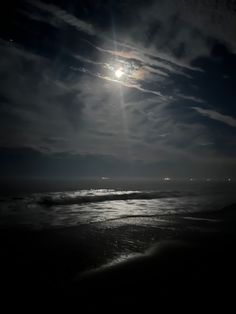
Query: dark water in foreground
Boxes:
[{"xmin": 0, "ymin": 181, "xmax": 236, "ymax": 311}]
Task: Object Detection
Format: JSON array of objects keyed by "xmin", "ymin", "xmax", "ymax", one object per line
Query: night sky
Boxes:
[{"xmin": 0, "ymin": 0, "xmax": 236, "ymax": 179}]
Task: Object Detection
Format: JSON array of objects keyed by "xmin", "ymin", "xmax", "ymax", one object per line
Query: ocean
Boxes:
[
  {"xmin": 1, "ymin": 181, "xmax": 235, "ymax": 229},
  {"xmin": 0, "ymin": 179, "xmax": 236, "ymax": 310}
]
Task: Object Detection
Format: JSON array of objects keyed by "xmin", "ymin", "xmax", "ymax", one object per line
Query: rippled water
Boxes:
[
  {"xmin": 1, "ymin": 182, "xmax": 236, "ymax": 282},
  {"xmin": 0, "ymin": 182, "xmax": 235, "ymax": 229}
]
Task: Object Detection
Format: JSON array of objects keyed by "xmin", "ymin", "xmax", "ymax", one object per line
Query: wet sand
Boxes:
[{"xmin": 0, "ymin": 204, "xmax": 236, "ymax": 311}]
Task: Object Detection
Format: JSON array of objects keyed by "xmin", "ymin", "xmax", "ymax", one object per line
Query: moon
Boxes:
[{"xmin": 115, "ymin": 68, "xmax": 124, "ymax": 79}]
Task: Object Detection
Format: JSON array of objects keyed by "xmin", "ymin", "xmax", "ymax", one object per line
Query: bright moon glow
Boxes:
[{"xmin": 115, "ymin": 68, "xmax": 124, "ymax": 79}]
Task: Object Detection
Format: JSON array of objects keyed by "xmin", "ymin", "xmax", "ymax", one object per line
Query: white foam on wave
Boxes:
[{"xmin": 38, "ymin": 189, "xmax": 190, "ymax": 206}]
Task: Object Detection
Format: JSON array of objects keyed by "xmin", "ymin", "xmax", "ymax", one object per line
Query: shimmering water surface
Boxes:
[
  {"xmin": 0, "ymin": 181, "xmax": 236, "ymax": 277},
  {"xmin": 1, "ymin": 182, "xmax": 235, "ymax": 229}
]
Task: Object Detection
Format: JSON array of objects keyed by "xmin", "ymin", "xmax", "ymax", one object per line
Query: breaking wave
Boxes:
[{"xmin": 38, "ymin": 190, "xmax": 193, "ymax": 206}]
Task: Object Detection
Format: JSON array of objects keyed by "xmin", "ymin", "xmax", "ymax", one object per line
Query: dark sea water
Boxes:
[
  {"xmin": 0, "ymin": 180, "xmax": 236, "ymax": 311},
  {"xmin": 0, "ymin": 180, "xmax": 235, "ymax": 229},
  {"xmin": 1, "ymin": 180, "xmax": 235, "ymax": 262}
]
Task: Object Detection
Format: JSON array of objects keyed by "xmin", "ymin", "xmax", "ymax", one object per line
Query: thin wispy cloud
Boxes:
[
  {"xmin": 1, "ymin": 0, "xmax": 235, "ymax": 177},
  {"xmin": 27, "ymin": 0, "xmax": 95, "ymax": 35},
  {"xmin": 0, "ymin": 39, "xmax": 47, "ymax": 63},
  {"xmin": 192, "ymin": 107, "xmax": 236, "ymax": 127},
  {"xmin": 70, "ymin": 66, "xmax": 165, "ymax": 98},
  {"xmin": 198, "ymin": 142, "xmax": 214, "ymax": 146},
  {"xmin": 26, "ymin": 0, "xmax": 199, "ymax": 79},
  {"xmin": 74, "ymin": 54, "xmax": 107, "ymax": 67},
  {"xmin": 83, "ymin": 39, "xmax": 193, "ymax": 78},
  {"xmin": 177, "ymin": 93, "xmax": 205, "ymax": 104}
]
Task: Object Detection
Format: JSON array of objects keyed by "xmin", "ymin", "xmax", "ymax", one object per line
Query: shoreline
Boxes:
[{"xmin": 0, "ymin": 203, "xmax": 235, "ymax": 310}]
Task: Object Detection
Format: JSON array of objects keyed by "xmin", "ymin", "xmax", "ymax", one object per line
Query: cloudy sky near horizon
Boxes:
[{"xmin": 0, "ymin": 0, "xmax": 236, "ymax": 179}]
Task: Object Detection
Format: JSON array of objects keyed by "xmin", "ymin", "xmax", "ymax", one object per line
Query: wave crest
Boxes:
[{"xmin": 38, "ymin": 190, "xmax": 189, "ymax": 206}]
